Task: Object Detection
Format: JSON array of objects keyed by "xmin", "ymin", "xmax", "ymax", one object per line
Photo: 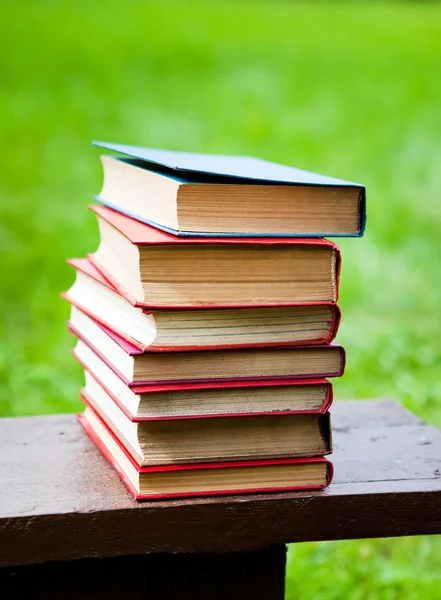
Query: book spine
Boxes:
[
  {"xmin": 358, "ymin": 187, "xmax": 367, "ymax": 236},
  {"xmin": 318, "ymin": 412, "xmax": 332, "ymax": 455},
  {"xmin": 321, "ymin": 383, "xmax": 334, "ymax": 414}
]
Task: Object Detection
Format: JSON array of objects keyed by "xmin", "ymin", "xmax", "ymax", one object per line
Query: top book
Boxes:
[{"xmin": 93, "ymin": 141, "xmax": 366, "ymax": 238}]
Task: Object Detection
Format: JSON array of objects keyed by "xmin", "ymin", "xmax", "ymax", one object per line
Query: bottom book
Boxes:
[{"xmin": 79, "ymin": 405, "xmax": 334, "ymax": 501}]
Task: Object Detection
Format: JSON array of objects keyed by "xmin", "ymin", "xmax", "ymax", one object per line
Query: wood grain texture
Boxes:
[
  {"xmin": 0, "ymin": 546, "xmax": 286, "ymax": 600},
  {"xmin": 1, "ymin": 400, "xmax": 440, "ymax": 567}
]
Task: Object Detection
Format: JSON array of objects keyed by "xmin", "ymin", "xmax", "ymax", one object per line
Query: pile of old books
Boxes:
[{"xmin": 63, "ymin": 141, "xmax": 366, "ymax": 500}]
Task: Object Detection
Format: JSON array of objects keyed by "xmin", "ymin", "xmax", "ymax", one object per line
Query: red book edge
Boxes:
[
  {"xmin": 76, "ymin": 352, "xmax": 333, "ymax": 422},
  {"xmin": 78, "ymin": 409, "xmax": 334, "ymax": 501},
  {"xmin": 68, "ymin": 321, "xmax": 346, "ymax": 388},
  {"xmin": 68, "ymin": 257, "xmax": 115, "ymax": 291}
]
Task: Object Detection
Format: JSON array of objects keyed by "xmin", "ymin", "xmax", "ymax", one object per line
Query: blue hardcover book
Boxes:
[{"xmin": 93, "ymin": 141, "xmax": 366, "ymax": 238}]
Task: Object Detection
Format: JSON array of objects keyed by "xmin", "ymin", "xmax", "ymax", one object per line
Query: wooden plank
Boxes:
[
  {"xmin": 0, "ymin": 546, "xmax": 287, "ymax": 600},
  {"xmin": 0, "ymin": 400, "xmax": 441, "ymax": 566},
  {"xmin": 331, "ymin": 399, "xmax": 422, "ymax": 428}
]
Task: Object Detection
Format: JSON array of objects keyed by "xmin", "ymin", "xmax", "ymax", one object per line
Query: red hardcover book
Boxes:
[
  {"xmin": 79, "ymin": 406, "xmax": 334, "ymax": 501},
  {"xmin": 68, "ymin": 310, "xmax": 345, "ymax": 388},
  {"xmin": 75, "ymin": 344, "xmax": 333, "ymax": 421},
  {"xmin": 79, "ymin": 388, "xmax": 332, "ymax": 466},
  {"xmin": 88, "ymin": 204, "xmax": 341, "ymax": 309},
  {"xmin": 63, "ymin": 257, "xmax": 341, "ymax": 352}
]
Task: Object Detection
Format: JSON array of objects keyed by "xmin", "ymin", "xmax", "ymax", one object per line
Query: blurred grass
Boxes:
[{"xmin": 1, "ymin": 1, "xmax": 441, "ymax": 597}]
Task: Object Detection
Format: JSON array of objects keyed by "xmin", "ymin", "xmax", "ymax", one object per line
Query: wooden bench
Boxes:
[{"xmin": 1, "ymin": 400, "xmax": 441, "ymax": 599}]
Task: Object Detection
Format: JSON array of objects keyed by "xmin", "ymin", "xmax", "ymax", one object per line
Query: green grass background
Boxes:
[{"xmin": 1, "ymin": 1, "xmax": 441, "ymax": 596}]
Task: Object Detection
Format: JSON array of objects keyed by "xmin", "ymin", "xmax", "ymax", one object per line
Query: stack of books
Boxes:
[{"xmin": 64, "ymin": 141, "xmax": 366, "ymax": 500}]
